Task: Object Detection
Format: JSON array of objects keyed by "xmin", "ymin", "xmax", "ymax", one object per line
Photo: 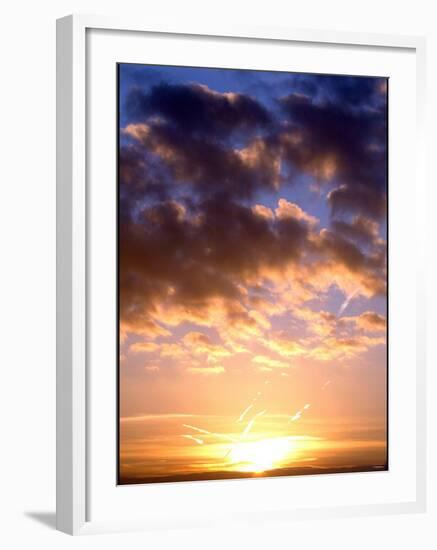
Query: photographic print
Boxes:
[{"xmin": 118, "ymin": 64, "xmax": 388, "ymax": 485}]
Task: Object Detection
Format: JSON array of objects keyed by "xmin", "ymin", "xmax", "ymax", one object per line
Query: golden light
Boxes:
[{"xmin": 227, "ymin": 437, "xmax": 295, "ymax": 473}]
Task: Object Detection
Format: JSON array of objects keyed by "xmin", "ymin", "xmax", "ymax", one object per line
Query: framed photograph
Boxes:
[{"xmin": 56, "ymin": 14, "xmax": 427, "ymax": 535}]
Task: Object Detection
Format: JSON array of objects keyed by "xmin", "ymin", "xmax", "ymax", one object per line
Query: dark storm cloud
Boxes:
[
  {"xmin": 355, "ymin": 311, "xmax": 387, "ymax": 331},
  {"xmin": 125, "ymin": 82, "xmax": 272, "ymax": 138},
  {"xmin": 121, "ymin": 82, "xmax": 279, "ymax": 202},
  {"xmin": 316, "ymin": 228, "xmax": 385, "ymax": 287},
  {"xmin": 291, "ymin": 74, "xmax": 386, "ymax": 109},
  {"xmin": 331, "ymin": 216, "xmax": 380, "ymax": 246},
  {"xmin": 280, "ymin": 92, "xmax": 387, "ymax": 196},
  {"xmin": 328, "ymin": 185, "xmax": 387, "ymax": 220},
  {"xmin": 122, "ymin": 77, "xmax": 387, "ymax": 217},
  {"xmin": 119, "ymin": 197, "xmax": 311, "ymax": 322},
  {"xmin": 119, "ymin": 144, "xmax": 172, "ymax": 223},
  {"xmin": 118, "ymin": 70, "xmax": 387, "ymax": 334},
  {"xmin": 317, "ymin": 229, "xmax": 367, "ymax": 272},
  {"xmin": 119, "ymin": 194, "xmax": 386, "ymax": 334},
  {"xmin": 123, "ymin": 122, "xmax": 281, "ymax": 199}
]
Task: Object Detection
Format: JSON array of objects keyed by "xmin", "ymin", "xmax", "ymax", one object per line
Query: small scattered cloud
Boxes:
[
  {"xmin": 186, "ymin": 365, "xmax": 225, "ymax": 375},
  {"xmin": 131, "ymin": 342, "xmax": 160, "ymax": 353},
  {"xmin": 252, "ymin": 355, "xmax": 290, "ymax": 369},
  {"xmin": 349, "ymin": 311, "xmax": 387, "ymax": 332}
]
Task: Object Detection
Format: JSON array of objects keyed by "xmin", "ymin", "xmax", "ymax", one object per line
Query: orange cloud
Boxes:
[
  {"xmin": 237, "ymin": 138, "xmax": 282, "ymax": 190},
  {"xmin": 120, "ymin": 318, "xmax": 171, "ymax": 341},
  {"xmin": 292, "ymin": 307, "xmax": 339, "ymax": 336},
  {"xmin": 182, "ymin": 331, "xmax": 231, "ymax": 360},
  {"xmin": 251, "ymin": 204, "xmax": 274, "ymax": 221},
  {"xmin": 119, "ymin": 172, "xmax": 385, "ymax": 348},
  {"xmin": 309, "ymin": 335, "xmax": 385, "ymax": 361},
  {"xmin": 159, "ymin": 343, "xmax": 188, "ymax": 359},
  {"xmin": 275, "ymin": 198, "xmax": 318, "ymax": 225},
  {"xmin": 350, "ymin": 311, "xmax": 387, "ymax": 332},
  {"xmin": 130, "ymin": 342, "xmax": 160, "ymax": 353},
  {"xmin": 186, "ymin": 365, "xmax": 225, "ymax": 375},
  {"xmin": 252, "ymin": 355, "xmax": 290, "ymax": 369},
  {"xmin": 262, "ymin": 336, "xmax": 307, "ymax": 358}
]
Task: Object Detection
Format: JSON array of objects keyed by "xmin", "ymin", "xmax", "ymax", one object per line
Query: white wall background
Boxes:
[{"xmin": 0, "ymin": 0, "xmax": 435, "ymax": 548}]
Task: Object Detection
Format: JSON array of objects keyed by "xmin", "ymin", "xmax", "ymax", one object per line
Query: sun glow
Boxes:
[{"xmin": 227, "ymin": 437, "xmax": 295, "ymax": 473}]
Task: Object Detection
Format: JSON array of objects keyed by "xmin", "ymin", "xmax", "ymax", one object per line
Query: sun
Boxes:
[{"xmin": 227, "ymin": 437, "xmax": 294, "ymax": 473}]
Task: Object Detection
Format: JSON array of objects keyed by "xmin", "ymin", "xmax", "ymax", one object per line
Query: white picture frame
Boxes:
[{"xmin": 56, "ymin": 14, "xmax": 427, "ymax": 535}]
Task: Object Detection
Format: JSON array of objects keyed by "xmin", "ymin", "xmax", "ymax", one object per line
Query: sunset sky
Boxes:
[{"xmin": 118, "ymin": 64, "xmax": 388, "ymax": 483}]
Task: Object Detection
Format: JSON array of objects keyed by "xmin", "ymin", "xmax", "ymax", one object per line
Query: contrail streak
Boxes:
[
  {"xmin": 321, "ymin": 380, "xmax": 331, "ymax": 390},
  {"xmin": 237, "ymin": 403, "xmax": 254, "ymax": 423},
  {"xmin": 182, "ymin": 424, "xmax": 210, "ymax": 435},
  {"xmin": 183, "ymin": 424, "xmax": 237, "ymax": 443},
  {"xmin": 181, "ymin": 434, "xmax": 203, "ymax": 445},
  {"xmin": 337, "ymin": 288, "xmax": 358, "ymax": 316},
  {"xmin": 237, "ymin": 392, "xmax": 262, "ymax": 423},
  {"xmin": 242, "ymin": 410, "xmax": 266, "ymax": 437},
  {"xmin": 289, "ymin": 403, "xmax": 311, "ymax": 423},
  {"xmin": 224, "ymin": 409, "xmax": 267, "ymax": 458}
]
